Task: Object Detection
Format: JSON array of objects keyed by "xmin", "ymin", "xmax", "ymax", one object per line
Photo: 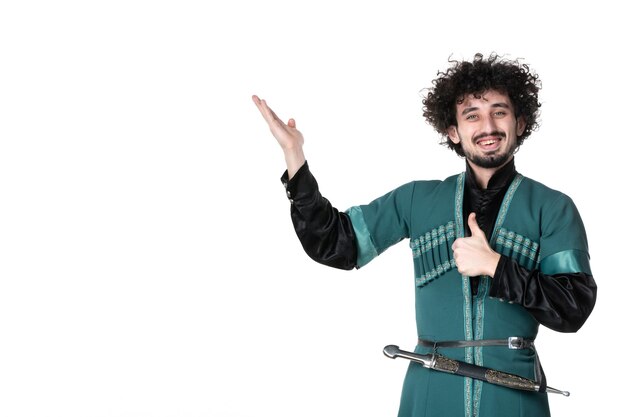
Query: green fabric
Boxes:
[
  {"xmin": 540, "ymin": 249, "xmax": 591, "ymax": 275},
  {"xmin": 344, "ymin": 206, "xmax": 378, "ymax": 268},
  {"xmin": 345, "ymin": 180, "xmax": 416, "ymax": 266},
  {"xmin": 348, "ymin": 172, "xmax": 590, "ymax": 417}
]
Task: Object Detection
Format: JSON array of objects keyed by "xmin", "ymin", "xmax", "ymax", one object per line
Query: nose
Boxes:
[{"xmin": 481, "ymin": 114, "xmax": 498, "ymax": 133}]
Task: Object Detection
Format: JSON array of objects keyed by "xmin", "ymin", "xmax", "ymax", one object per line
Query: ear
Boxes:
[
  {"xmin": 447, "ymin": 126, "xmax": 460, "ymax": 144},
  {"xmin": 516, "ymin": 116, "xmax": 526, "ymax": 136}
]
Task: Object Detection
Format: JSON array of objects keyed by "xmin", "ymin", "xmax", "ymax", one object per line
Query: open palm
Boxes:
[{"xmin": 252, "ymin": 95, "xmax": 304, "ymax": 151}]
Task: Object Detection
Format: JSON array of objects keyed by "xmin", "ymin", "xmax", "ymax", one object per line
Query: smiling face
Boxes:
[{"xmin": 447, "ymin": 90, "xmax": 526, "ymax": 169}]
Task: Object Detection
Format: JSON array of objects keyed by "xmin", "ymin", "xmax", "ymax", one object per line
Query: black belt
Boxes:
[
  {"xmin": 418, "ymin": 336, "xmax": 534, "ymax": 350},
  {"xmin": 418, "ymin": 337, "xmax": 546, "ymax": 392}
]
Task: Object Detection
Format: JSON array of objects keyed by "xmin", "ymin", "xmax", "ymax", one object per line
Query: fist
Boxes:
[{"xmin": 451, "ymin": 213, "xmax": 500, "ymax": 277}]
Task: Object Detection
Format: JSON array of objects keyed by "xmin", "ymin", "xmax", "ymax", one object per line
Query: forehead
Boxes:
[{"xmin": 455, "ymin": 89, "xmax": 513, "ymax": 112}]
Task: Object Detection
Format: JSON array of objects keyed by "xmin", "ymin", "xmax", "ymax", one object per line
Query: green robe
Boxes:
[{"xmin": 345, "ymin": 172, "xmax": 591, "ymax": 417}]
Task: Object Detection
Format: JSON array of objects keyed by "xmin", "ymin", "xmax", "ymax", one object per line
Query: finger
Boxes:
[
  {"xmin": 287, "ymin": 118, "xmax": 296, "ymax": 128},
  {"xmin": 256, "ymin": 98, "xmax": 285, "ymax": 127},
  {"xmin": 267, "ymin": 105, "xmax": 284, "ymax": 121},
  {"xmin": 252, "ymin": 95, "xmax": 267, "ymax": 114},
  {"xmin": 467, "ymin": 213, "xmax": 484, "ymax": 238},
  {"xmin": 252, "ymin": 96, "xmax": 274, "ymax": 123},
  {"xmin": 260, "ymin": 99, "xmax": 276, "ymax": 121},
  {"xmin": 252, "ymin": 94, "xmax": 264, "ymax": 112},
  {"xmin": 264, "ymin": 101, "xmax": 290, "ymax": 129}
]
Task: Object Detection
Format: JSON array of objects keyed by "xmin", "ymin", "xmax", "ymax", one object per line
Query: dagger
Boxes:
[{"xmin": 383, "ymin": 344, "xmax": 569, "ymax": 396}]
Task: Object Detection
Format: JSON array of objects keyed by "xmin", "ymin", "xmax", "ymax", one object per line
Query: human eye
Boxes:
[
  {"xmin": 466, "ymin": 114, "xmax": 478, "ymax": 120},
  {"xmin": 494, "ymin": 111, "xmax": 507, "ymax": 117}
]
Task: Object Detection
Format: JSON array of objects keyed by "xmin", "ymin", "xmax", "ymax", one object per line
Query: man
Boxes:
[{"xmin": 252, "ymin": 53, "xmax": 597, "ymax": 417}]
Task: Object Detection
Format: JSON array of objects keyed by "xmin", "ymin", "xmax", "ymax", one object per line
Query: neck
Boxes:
[{"xmin": 466, "ymin": 156, "xmax": 513, "ymax": 189}]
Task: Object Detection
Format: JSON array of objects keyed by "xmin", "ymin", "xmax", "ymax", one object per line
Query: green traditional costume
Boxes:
[{"xmin": 345, "ymin": 172, "xmax": 591, "ymax": 417}]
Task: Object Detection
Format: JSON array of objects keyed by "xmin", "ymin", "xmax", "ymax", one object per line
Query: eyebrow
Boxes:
[{"xmin": 461, "ymin": 102, "xmax": 512, "ymax": 116}]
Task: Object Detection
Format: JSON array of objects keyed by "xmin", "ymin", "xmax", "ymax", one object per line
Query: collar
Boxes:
[{"xmin": 465, "ymin": 158, "xmax": 517, "ymax": 191}]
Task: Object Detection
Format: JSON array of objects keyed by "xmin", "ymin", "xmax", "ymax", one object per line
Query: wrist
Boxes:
[
  {"xmin": 284, "ymin": 147, "xmax": 306, "ymax": 179},
  {"xmin": 486, "ymin": 252, "xmax": 501, "ymax": 277}
]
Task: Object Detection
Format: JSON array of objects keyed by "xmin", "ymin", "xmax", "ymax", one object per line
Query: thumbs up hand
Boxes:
[{"xmin": 451, "ymin": 213, "xmax": 501, "ymax": 277}]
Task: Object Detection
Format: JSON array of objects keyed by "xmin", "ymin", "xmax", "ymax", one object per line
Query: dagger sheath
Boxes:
[
  {"xmin": 432, "ymin": 353, "xmax": 536, "ymax": 391},
  {"xmin": 383, "ymin": 345, "xmax": 569, "ymax": 396}
]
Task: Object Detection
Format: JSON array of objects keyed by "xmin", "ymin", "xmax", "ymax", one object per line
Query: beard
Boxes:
[
  {"xmin": 460, "ymin": 131, "xmax": 517, "ymax": 169},
  {"xmin": 466, "ymin": 150, "xmax": 513, "ymax": 168}
]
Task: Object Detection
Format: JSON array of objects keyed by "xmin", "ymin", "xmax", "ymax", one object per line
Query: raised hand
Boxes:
[
  {"xmin": 451, "ymin": 213, "xmax": 501, "ymax": 277},
  {"xmin": 252, "ymin": 95, "xmax": 305, "ymax": 177}
]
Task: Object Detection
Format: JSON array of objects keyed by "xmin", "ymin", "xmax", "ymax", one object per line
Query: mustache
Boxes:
[{"xmin": 473, "ymin": 131, "xmax": 506, "ymax": 142}]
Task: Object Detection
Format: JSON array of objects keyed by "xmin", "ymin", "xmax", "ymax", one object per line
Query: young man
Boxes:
[{"xmin": 252, "ymin": 53, "xmax": 597, "ymax": 417}]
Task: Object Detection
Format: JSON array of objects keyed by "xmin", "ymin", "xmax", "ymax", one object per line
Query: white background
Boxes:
[{"xmin": 0, "ymin": 1, "xmax": 623, "ymax": 416}]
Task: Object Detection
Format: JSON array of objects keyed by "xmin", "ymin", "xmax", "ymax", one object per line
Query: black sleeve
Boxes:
[
  {"xmin": 490, "ymin": 256, "xmax": 597, "ymax": 332},
  {"xmin": 280, "ymin": 161, "xmax": 357, "ymax": 270}
]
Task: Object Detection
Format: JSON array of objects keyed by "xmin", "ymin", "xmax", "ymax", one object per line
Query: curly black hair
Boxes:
[{"xmin": 423, "ymin": 53, "xmax": 541, "ymax": 156}]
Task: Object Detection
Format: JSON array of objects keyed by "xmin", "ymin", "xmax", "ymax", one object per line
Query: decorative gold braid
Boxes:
[
  {"xmin": 433, "ymin": 354, "xmax": 459, "ymax": 373},
  {"xmin": 485, "ymin": 369, "xmax": 536, "ymax": 391}
]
